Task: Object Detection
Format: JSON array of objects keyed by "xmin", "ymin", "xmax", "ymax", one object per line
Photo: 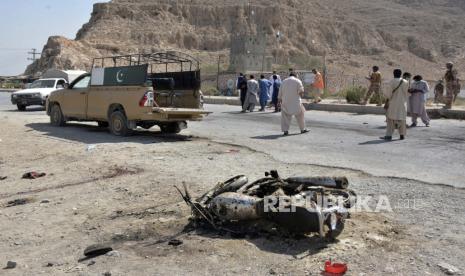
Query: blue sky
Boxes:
[{"xmin": 0, "ymin": 0, "xmax": 109, "ymax": 76}]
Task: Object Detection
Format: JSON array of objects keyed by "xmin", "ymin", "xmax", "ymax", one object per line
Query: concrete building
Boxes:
[{"xmin": 229, "ymin": 32, "xmax": 272, "ymax": 72}]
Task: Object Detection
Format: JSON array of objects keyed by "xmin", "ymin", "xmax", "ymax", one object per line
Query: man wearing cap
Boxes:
[{"xmin": 362, "ymin": 66, "xmax": 383, "ymax": 106}]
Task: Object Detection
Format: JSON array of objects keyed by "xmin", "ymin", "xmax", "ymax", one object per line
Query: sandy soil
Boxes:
[{"xmin": 0, "ymin": 109, "xmax": 464, "ymax": 275}]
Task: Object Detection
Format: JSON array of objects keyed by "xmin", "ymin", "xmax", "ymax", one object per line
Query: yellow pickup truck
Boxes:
[{"xmin": 46, "ymin": 52, "xmax": 210, "ymax": 136}]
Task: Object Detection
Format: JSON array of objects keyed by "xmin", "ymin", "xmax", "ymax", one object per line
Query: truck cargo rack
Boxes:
[{"xmin": 91, "ymin": 51, "xmax": 200, "ymax": 74}]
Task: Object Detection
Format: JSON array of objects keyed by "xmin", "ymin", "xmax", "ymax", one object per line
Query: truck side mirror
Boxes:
[{"xmin": 64, "ymin": 83, "xmax": 69, "ymax": 89}]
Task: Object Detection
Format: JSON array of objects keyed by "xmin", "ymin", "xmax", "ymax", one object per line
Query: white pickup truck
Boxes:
[
  {"xmin": 10, "ymin": 69, "xmax": 86, "ymax": 111},
  {"xmin": 11, "ymin": 78, "xmax": 67, "ymax": 110}
]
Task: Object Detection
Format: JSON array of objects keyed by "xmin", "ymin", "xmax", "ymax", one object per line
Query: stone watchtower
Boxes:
[{"xmin": 229, "ymin": 32, "xmax": 271, "ymax": 73}]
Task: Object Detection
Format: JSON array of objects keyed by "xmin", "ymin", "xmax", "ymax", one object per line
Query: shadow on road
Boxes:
[
  {"xmin": 251, "ymin": 133, "xmax": 300, "ymax": 140},
  {"xmin": 25, "ymin": 122, "xmax": 195, "ymax": 145},
  {"xmin": 221, "ymin": 110, "xmax": 277, "ymax": 115},
  {"xmin": 359, "ymin": 139, "xmax": 397, "ymax": 145},
  {"xmin": 221, "ymin": 111, "xmax": 245, "ymax": 115},
  {"xmin": 5, "ymin": 107, "xmax": 45, "ymax": 112}
]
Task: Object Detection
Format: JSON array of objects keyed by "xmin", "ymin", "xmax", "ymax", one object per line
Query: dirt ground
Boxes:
[{"xmin": 1, "ymin": 109, "xmax": 464, "ymax": 275}]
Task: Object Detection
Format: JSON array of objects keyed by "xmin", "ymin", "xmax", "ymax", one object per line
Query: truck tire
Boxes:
[
  {"xmin": 109, "ymin": 111, "xmax": 132, "ymax": 136},
  {"xmin": 50, "ymin": 104, "xmax": 66, "ymax": 126},
  {"xmin": 17, "ymin": 104, "xmax": 26, "ymax": 111},
  {"xmin": 160, "ymin": 122, "xmax": 181, "ymax": 134}
]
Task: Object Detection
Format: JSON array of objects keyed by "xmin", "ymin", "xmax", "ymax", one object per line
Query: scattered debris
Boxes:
[
  {"xmin": 6, "ymin": 198, "xmax": 34, "ymax": 207},
  {"xmin": 324, "ymin": 260, "xmax": 348, "ymax": 274},
  {"xmin": 437, "ymin": 262, "xmax": 459, "ymax": 275},
  {"xmin": 176, "ymin": 171, "xmax": 356, "ymax": 238},
  {"xmin": 212, "ymin": 149, "xmax": 241, "ymax": 154},
  {"xmin": 0, "ymin": 176, "xmax": 7, "ymax": 181},
  {"xmin": 87, "ymin": 260, "xmax": 96, "ymax": 266},
  {"xmin": 4, "ymin": 261, "xmax": 17, "ymax": 269},
  {"xmin": 86, "ymin": 144, "xmax": 97, "ymax": 152},
  {"xmin": 40, "ymin": 199, "xmax": 50, "ymax": 204},
  {"xmin": 105, "ymin": 250, "xmax": 122, "ymax": 258},
  {"xmin": 168, "ymin": 239, "xmax": 183, "ymax": 246},
  {"xmin": 103, "ymin": 272, "xmax": 112, "ymax": 276},
  {"xmin": 83, "ymin": 244, "xmax": 113, "ymax": 258},
  {"xmin": 152, "ymin": 157, "xmax": 165, "ymax": 160},
  {"xmin": 45, "ymin": 262, "xmax": 58, "ymax": 267},
  {"xmin": 22, "ymin": 171, "xmax": 46, "ymax": 179}
]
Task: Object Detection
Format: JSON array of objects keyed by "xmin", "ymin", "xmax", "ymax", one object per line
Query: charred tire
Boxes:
[
  {"xmin": 325, "ymin": 215, "xmax": 345, "ymax": 239},
  {"xmin": 109, "ymin": 111, "xmax": 132, "ymax": 136},
  {"xmin": 50, "ymin": 104, "xmax": 66, "ymax": 126},
  {"xmin": 213, "ymin": 175, "xmax": 249, "ymax": 196},
  {"xmin": 97, "ymin": 121, "xmax": 109, "ymax": 128},
  {"xmin": 160, "ymin": 122, "xmax": 181, "ymax": 134},
  {"xmin": 17, "ymin": 104, "xmax": 26, "ymax": 111}
]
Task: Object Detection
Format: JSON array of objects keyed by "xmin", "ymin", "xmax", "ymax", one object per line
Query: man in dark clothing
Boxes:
[
  {"xmin": 271, "ymin": 75, "xmax": 281, "ymax": 112},
  {"xmin": 237, "ymin": 73, "xmax": 248, "ymax": 108}
]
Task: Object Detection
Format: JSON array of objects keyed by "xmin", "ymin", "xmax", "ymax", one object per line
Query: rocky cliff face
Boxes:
[{"xmin": 26, "ymin": 0, "xmax": 465, "ymax": 79}]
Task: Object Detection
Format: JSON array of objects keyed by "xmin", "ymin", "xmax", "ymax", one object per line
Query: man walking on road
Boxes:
[
  {"xmin": 271, "ymin": 75, "xmax": 281, "ymax": 112},
  {"xmin": 242, "ymin": 75, "xmax": 259, "ymax": 112},
  {"xmin": 382, "ymin": 69, "xmax": 410, "ymax": 141},
  {"xmin": 237, "ymin": 73, "xmax": 247, "ymax": 108},
  {"xmin": 258, "ymin": 75, "xmax": 272, "ymax": 111},
  {"xmin": 408, "ymin": 75, "xmax": 430, "ymax": 127},
  {"xmin": 278, "ymin": 73, "xmax": 309, "ymax": 136}
]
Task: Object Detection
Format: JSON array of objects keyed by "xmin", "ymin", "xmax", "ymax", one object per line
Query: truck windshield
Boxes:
[{"xmin": 30, "ymin": 80, "xmax": 56, "ymax": 88}]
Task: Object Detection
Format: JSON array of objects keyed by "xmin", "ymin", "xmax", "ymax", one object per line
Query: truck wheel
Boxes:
[
  {"xmin": 160, "ymin": 122, "xmax": 181, "ymax": 134},
  {"xmin": 97, "ymin": 121, "xmax": 109, "ymax": 128},
  {"xmin": 50, "ymin": 104, "xmax": 66, "ymax": 126},
  {"xmin": 109, "ymin": 111, "xmax": 132, "ymax": 136},
  {"xmin": 17, "ymin": 104, "xmax": 26, "ymax": 111}
]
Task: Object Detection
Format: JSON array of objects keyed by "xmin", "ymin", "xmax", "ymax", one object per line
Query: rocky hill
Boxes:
[{"xmin": 26, "ymin": 0, "xmax": 465, "ymax": 80}]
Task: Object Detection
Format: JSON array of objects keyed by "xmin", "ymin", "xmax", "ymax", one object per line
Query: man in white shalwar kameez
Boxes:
[
  {"xmin": 382, "ymin": 69, "xmax": 410, "ymax": 141},
  {"xmin": 278, "ymin": 73, "xmax": 309, "ymax": 136},
  {"xmin": 242, "ymin": 75, "xmax": 259, "ymax": 112}
]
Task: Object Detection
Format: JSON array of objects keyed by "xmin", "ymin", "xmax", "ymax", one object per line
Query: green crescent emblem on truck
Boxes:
[{"xmin": 116, "ymin": 70, "xmax": 124, "ymax": 83}]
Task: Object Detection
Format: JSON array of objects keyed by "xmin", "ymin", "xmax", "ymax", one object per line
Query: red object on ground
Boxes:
[{"xmin": 325, "ymin": 260, "xmax": 348, "ymax": 274}]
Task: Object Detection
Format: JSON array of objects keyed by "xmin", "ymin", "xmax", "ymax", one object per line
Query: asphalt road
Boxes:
[
  {"xmin": 189, "ymin": 104, "xmax": 465, "ymax": 188},
  {"xmin": 1, "ymin": 92, "xmax": 464, "ymax": 187}
]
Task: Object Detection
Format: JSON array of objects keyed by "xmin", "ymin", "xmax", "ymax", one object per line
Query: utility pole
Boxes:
[
  {"xmin": 27, "ymin": 48, "xmax": 41, "ymax": 61},
  {"xmin": 216, "ymin": 54, "xmax": 222, "ymax": 91}
]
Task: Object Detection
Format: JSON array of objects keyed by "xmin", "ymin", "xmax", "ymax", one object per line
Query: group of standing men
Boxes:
[
  {"xmin": 361, "ymin": 63, "xmax": 461, "ymax": 140},
  {"xmin": 234, "ymin": 62, "xmax": 460, "ymax": 139},
  {"xmin": 237, "ymin": 71, "xmax": 282, "ymax": 113},
  {"xmin": 237, "ymin": 71, "xmax": 308, "ymax": 135},
  {"xmin": 363, "ymin": 62, "xmax": 461, "ymax": 110}
]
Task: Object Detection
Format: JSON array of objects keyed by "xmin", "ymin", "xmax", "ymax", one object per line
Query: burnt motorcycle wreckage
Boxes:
[{"xmin": 176, "ymin": 171, "xmax": 357, "ymax": 239}]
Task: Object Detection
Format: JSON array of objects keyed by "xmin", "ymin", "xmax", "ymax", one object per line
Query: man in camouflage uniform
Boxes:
[
  {"xmin": 362, "ymin": 66, "xmax": 382, "ymax": 106},
  {"xmin": 443, "ymin": 62, "xmax": 460, "ymax": 109}
]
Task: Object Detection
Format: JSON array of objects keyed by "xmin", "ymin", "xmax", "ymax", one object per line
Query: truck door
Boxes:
[{"xmin": 61, "ymin": 75, "xmax": 90, "ymax": 119}]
